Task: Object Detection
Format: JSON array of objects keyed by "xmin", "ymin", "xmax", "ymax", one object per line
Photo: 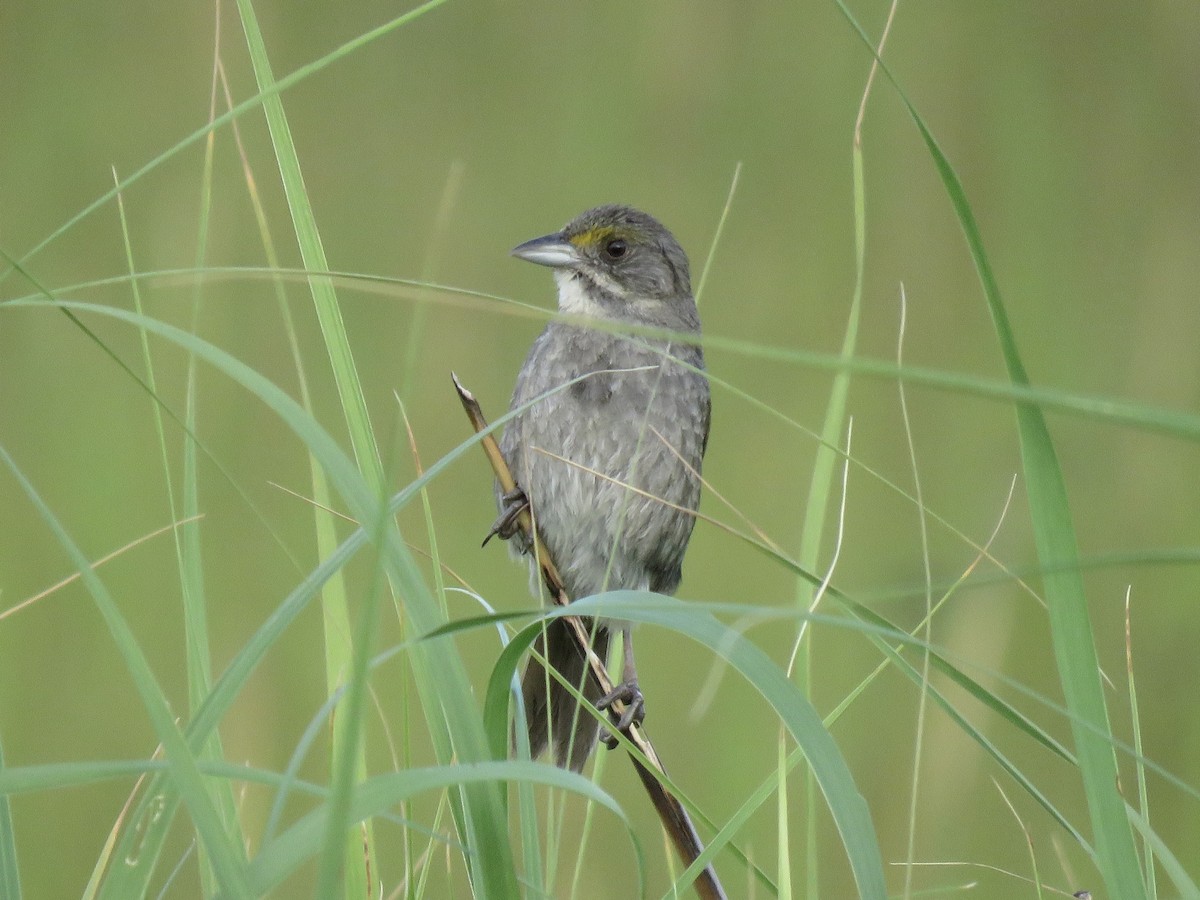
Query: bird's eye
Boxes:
[{"xmin": 604, "ymin": 238, "xmax": 628, "ymax": 259}]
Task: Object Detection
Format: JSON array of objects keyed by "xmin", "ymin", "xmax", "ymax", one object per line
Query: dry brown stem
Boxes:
[{"xmin": 452, "ymin": 372, "xmax": 726, "ymax": 900}]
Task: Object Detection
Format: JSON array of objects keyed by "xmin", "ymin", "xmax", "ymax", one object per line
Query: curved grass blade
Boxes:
[
  {"xmin": 8, "ymin": 299, "xmax": 514, "ymax": 897},
  {"xmin": 905, "ymin": 80, "xmax": 1145, "ymax": 900},
  {"xmin": 484, "ymin": 593, "xmax": 887, "ymax": 900},
  {"xmin": 243, "ymin": 762, "xmax": 640, "ymax": 899},
  {"xmin": 823, "ymin": 5, "xmax": 1150, "ymax": 893},
  {"xmin": 0, "ymin": 445, "xmax": 252, "ymax": 897}
]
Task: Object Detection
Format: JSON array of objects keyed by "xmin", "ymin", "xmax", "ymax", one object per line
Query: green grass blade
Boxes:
[
  {"xmin": 235, "ymin": 0, "xmax": 384, "ymax": 488},
  {"xmin": 111, "ymin": 169, "xmax": 246, "ymax": 897},
  {"xmin": 224, "ymin": 38, "xmax": 384, "ymax": 896},
  {"xmin": 244, "ymin": 762, "xmax": 637, "ymax": 898},
  {"xmin": 109, "ymin": 185, "xmax": 188, "ymax": 899},
  {"xmin": 0, "ymin": 446, "xmax": 252, "ymax": 897},
  {"xmin": 232, "ymin": 0, "xmax": 411, "ymax": 892},
  {"xmin": 792, "ymin": 127, "xmax": 868, "ymax": 900},
  {"xmin": 0, "ymin": 757, "xmax": 417, "ymax": 831},
  {"xmin": 0, "ymin": 760, "xmax": 158, "ymax": 795},
  {"xmin": 1126, "ymin": 598, "xmax": 1157, "ymax": 897},
  {"xmin": 1127, "ymin": 807, "xmax": 1199, "ymax": 900},
  {"xmin": 485, "ymin": 593, "xmax": 886, "ymax": 900},
  {"xmin": 26, "ymin": 298, "xmax": 518, "ymax": 896},
  {"xmin": 192, "ymin": 84, "xmax": 249, "ymax": 887},
  {"xmin": 0, "ymin": 731, "xmax": 20, "ymax": 900},
  {"xmin": 825, "ymin": 4, "xmax": 1150, "ymax": 894},
  {"xmin": 13, "ymin": 264, "xmax": 1200, "ymax": 443},
  {"xmin": 858, "ymin": 619, "xmax": 1089, "ymax": 849},
  {"xmin": 914, "ymin": 110, "xmax": 1146, "ymax": 900}
]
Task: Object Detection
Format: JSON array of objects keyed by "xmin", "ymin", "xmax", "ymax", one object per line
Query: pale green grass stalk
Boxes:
[
  {"xmin": 790, "ymin": 135, "xmax": 862, "ymax": 896},
  {"xmin": 896, "ymin": 283, "xmax": 935, "ymax": 900},
  {"xmin": 694, "ymin": 161, "xmax": 742, "ymax": 307},
  {"xmin": 995, "ymin": 779, "xmax": 1046, "ymax": 899},
  {"xmin": 116, "ymin": 152, "xmax": 247, "ymax": 895},
  {"xmin": 396, "ymin": 401, "xmax": 451, "ymax": 897},
  {"xmin": 788, "ymin": 3, "xmax": 893, "ymax": 887},
  {"xmin": 82, "ymin": 750, "xmax": 161, "ymax": 900},
  {"xmin": 110, "ymin": 209, "xmax": 177, "ymax": 889},
  {"xmin": 0, "ymin": 732, "xmax": 18, "ymax": 900},
  {"xmin": 1126, "ymin": 810, "xmax": 1196, "ymax": 899},
  {"xmin": 182, "ymin": 23, "xmax": 246, "ymax": 890},
  {"xmin": 232, "ymin": 0, "xmax": 392, "ymax": 890},
  {"xmin": 398, "ymin": 160, "xmax": 466, "ymax": 406},
  {"xmin": 1125, "ymin": 589, "xmax": 1157, "ymax": 898},
  {"xmin": 216, "ymin": 42, "xmax": 380, "ymax": 894}
]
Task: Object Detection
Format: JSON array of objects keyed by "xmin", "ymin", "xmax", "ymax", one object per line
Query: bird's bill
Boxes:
[{"xmin": 510, "ymin": 232, "xmax": 579, "ymax": 268}]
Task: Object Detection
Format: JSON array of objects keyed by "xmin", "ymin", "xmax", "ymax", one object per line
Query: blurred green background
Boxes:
[{"xmin": 2, "ymin": 1, "xmax": 1199, "ymax": 896}]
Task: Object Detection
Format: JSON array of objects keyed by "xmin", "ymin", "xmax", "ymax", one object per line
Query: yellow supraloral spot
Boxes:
[{"xmin": 569, "ymin": 225, "xmax": 630, "ymax": 249}]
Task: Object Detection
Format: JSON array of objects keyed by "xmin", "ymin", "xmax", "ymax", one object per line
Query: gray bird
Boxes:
[{"xmin": 492, "ymin": 204, "xmax": 710, "ymax": 771}]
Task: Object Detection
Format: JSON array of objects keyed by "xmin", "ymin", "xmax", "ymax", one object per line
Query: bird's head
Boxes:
[{"xmin": 511, "ymin": 205, "xmax": 696, "ymax": 329}]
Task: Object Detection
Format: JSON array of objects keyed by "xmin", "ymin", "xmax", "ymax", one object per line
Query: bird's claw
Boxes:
[
  {"xmin": 483, "ymin": 487, "xmax": 528, "ymax": 547},
  {"xmin": 596, "ymin": 679, "xmax": 645, "ymax": 748}
]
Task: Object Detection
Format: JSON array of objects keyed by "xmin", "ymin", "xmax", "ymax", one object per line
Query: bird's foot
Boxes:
[
  {"xmin": 596, "ymin": 679, "xmax": 645, "ymax": 748},
  {"xmin": 483, "ymin": 487, "xmax": 528, "ymax": 547}
]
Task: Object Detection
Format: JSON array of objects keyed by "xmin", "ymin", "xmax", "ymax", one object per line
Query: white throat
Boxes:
[{"xmin": 554, "ymin": 269, "xmax": 624, "ymax": 317}]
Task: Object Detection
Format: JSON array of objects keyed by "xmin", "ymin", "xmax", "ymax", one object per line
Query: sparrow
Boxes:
[{"xmin": 492, "ymin": 204, "xmax": 710, "ymax": 771}]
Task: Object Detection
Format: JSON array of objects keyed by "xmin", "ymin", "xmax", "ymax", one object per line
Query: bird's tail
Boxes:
[{"xmin": 517, "ymin": 617, "xmax": 609, "ymax": 772}]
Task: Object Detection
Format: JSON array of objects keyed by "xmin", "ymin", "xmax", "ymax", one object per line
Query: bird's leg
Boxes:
[
  {"xmin": 482, "ymin": 487, "xmax": 529, "ymax": 546},
  {"xmin": 597, "ymin": 625, "xmax": 645, "ymax": 747}
]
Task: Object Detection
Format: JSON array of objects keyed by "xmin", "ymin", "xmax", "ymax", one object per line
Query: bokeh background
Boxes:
[{"xmin": 2, "ymin": 1, "xmax": 1199, "ymax": 896}]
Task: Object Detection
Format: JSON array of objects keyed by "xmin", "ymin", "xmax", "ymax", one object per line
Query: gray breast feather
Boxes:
[{"xmin": 497, "ymin": 323, "xmax": 709, "ymax": 601}]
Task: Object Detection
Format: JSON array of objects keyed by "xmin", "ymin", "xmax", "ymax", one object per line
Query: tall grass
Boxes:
[{"xmin": 0, "ymin": 2, "xmax": 1195, "ymax": 898}]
